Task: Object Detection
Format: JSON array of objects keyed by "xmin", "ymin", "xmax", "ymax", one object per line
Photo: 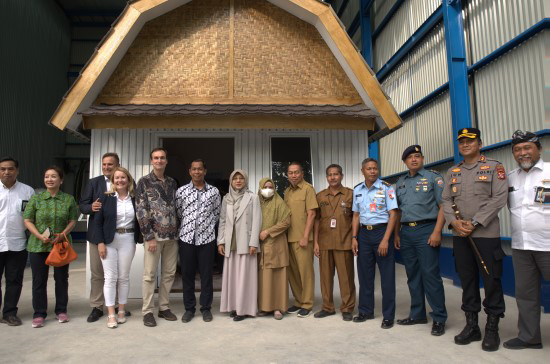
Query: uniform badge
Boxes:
[
  {"xmin": 415, "ymin": 187, "xmax": 420, "ymax": 192},
  {"xmin": 377, "ymin": 205, "xmax": 384, "ymax": 210},
  {"xmin": 496, "ymin": 164, "xmax": 506, "ymax": 180},
  {"xmin": 478, "ymin": 176, "xmax": 488, "ymax": 181},
  {"xmin": 451, "ymin": 178, "xmax": 458, "ymax": 183},
  {"xmin": 462, "ymin": 128, "xmax": 468, "ymax": 133},
  {"xmin": 436, "ymin": 178, "xmax": 444, "ymax": 186},
  {"xmin": 423, "ymin": 186, "xmax": 428, "ymax": 191},
  {"xmin": 480, "ymin": 165, "xmax": 490, "ymax": 170},
  {"xmin": 388, "ymin": 189, "xmax": 395, "ymax": 199},
  {"xmin": 452, "ymin": 186, "xmax": 457, "ymax": 193},
  {"xmin": 480, "ymin": 155, "xmax": 486, "ymax": 162},
  {"xmin": 452, "ymin": 168, "xmax": 461, "ymax": 172}
]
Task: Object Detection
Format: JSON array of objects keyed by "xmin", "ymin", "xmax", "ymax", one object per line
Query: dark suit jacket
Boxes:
[
  {"xmin": 90, "ymin": 193, "xmax": 142, "ymax": 244},
  {"xmin": 80, "ymin": 175, "xmax": 108, "ymax": 242}
]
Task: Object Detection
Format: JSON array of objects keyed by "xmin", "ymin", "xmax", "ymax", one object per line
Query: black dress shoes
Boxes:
[
  {"xmin": 352, "ymin": 313, "xmax": 374, "ymax": 323},
  {"xmin": 342, "ymin": 312, "xmax": 353, "ymax": 321},
  {"xmin": 182, "ymin": 310, "xmax": 195, "ymax": 323},
  {"xmin": 202, "ymin": 310, "xmax": 213, "ymax": 322},
  {"xmin": 0, "ymin": 316, "xmax": 22, "ymax": 326},
  {"xmin": 431, "ymin": 322, "xmax": 446, "ymax": 336},
  {"xmin": 314, "ymin": 310, "xmax": 335, "ymax": 318},
  {"xmin": 381, "ymin": 319, "xmax": 394, "ymax": 329},
  {"xmin": 229, "ymin": 311, "xmax": 237, "ymax": 318},
  {"xmin": 396, "ymin": 317, "xmax": 428, "ymax": 325},
  {"xmin": 233, "ymin": 315, "xmax": 248, "ymax": 321},
  {"xmin": 87, "ymin": 307, "xmax": 104, "ymax": 323},
  {"xmin": 503, "ymin": 338, "xmax": 543, "ymax": 350}
]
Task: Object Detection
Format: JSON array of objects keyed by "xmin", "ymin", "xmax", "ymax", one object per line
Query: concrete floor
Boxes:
[{"xmin": 1, "ymin": 244, "xmax": 548, "ymax": 364}]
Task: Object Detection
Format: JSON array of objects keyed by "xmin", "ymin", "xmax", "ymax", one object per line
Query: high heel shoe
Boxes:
[
  {"xmin": 117, "ymin": 311, "xmax": 127, "ymax": 324},
  {"xmin": 107, "ymin": 315, "xmax": 118, "ymax": 329}
]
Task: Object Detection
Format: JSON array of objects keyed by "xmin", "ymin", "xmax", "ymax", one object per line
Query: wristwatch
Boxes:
[{"xmin": 471, "ymin": 220, "xmax": 480, "ymax": 228}]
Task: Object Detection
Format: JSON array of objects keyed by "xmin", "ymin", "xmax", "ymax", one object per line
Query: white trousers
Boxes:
[{"xmin": 100, "ymin": 233, "xmax": 136, "ymax": 307}]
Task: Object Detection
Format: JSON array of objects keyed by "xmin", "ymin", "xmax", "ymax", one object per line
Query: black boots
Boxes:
[
  {"xmin": 482, "ymin": 314, "xmax": 501, "ymax": 352},
  {"xmin": 454, "ymin": 312, "xmax": 482, "ymax": 345}
]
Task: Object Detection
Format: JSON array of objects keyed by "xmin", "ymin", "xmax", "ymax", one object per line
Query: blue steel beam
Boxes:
[
  {"xmin": 376, "ymin": 6, "xmax": 442, "ymax": 82},
  {"xmin": 337, "ymin": 0, "xmax": 350, "ymax": 18},
  {"xmin": 372, "ymin": 0, "xmax": 404, "ymax": 39},
  {"xmin": 443, "ymin": 0, "xmax": 472, "ymax": 164}
]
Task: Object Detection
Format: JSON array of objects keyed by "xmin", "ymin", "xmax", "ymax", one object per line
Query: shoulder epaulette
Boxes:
[
  {"xmin": 381, "ymin": 180, "xmax": 391, "ymax": 187},
  {"xmin": 429, "ymin": 170, "xmax": 442, "ymax": 176},
  {"xmin": 354, "ymin": 182, "xmax": 363, "ymax": 189}
]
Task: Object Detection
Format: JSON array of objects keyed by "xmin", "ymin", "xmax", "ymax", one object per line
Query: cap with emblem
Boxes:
[
  {"xmin": 511, "ymin": 130, "xmax": 540, "ymax": 147},
  {"xmin": 401, "ymin": 145, "xmax": 423, "ymax": 161},
  {"xmin": 457, "ymin": 127, "xmax": 481, "ymax": 140}
]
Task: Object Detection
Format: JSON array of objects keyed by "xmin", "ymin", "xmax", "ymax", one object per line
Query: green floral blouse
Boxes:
[{"xmin": 23, "ymin": 190, "xmax": 78, "ymax": 253}]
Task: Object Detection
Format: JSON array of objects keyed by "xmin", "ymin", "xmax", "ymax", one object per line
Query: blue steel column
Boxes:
[
  {"xmin": 360, "ymin": 0, "xmax": 378, "ymax": 161},
  {"xmin": 442, "ymin": 0, "xmax": 472, "ymax": 163}
]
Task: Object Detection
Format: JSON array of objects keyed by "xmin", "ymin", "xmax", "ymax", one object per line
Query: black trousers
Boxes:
[
  {"xmin": 0, "ymin": 250, "xmax": 28, "ymax": 317},
  {"xmin": 179, "ymin": 240, "xmax": 215, "ymax": 313},
  {"xmin": 453, "ymin": 237, "xmax": 505, "ymax": 317},
  {"xmin": 29, "ymin": 252, "xmax": 69, "ymax": 318}
]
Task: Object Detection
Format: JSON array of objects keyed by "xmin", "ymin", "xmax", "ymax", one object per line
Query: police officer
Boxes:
[
  {"xmin": 351, "ymin": 158, "xmax": 398, "ymax": 329},
  {"xmin": 441, "ymin": 128, "xmax": 508, "ymax": 352},
  {"xmin": 313, "ymin": 164, "xmax": 356, "ymax": 321},
  {"xmin": 394, "ymin": 145, "xmax": 447, "ymax": 336}
]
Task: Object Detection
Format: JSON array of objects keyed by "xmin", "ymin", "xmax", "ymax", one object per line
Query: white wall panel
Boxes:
[
  {"xmin": 464, "ymin": 0, "xmax": 547, "ymax": 64},
  {"xmin": 373, "ymin": 0, "xmax": 398, "ymax": 29},
  {"xmin": 415, "ymin": 92, "xmax": 453, "ymax": 164},
  {"xmin": 380, "ymin": 116, "xmax": 416, "ymax": 176},
  {"xmin": 474, "ymin": 31, "xmax": 547, "ymax": 146},
  {"xmin": 381, "ymin": 60, "xmax": 412, "ymax": 113},
  {"xmin": 373, "ymin": 0, "xmax": 440, "ymax": 71}
]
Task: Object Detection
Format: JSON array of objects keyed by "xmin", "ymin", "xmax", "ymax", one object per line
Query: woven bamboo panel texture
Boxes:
[
  {"xmin": 233, "ymin": 0, "xmax": 359, "ymax": 100},
  {"xmin": 100, "ymin": 0, "xmax": 231, "ymax": 100},
  {"xmin": 97, "ymin": 0, "xmax": 361, "ymax": 103}
]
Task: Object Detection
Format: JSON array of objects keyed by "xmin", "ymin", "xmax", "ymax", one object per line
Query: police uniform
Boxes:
[
  {"xmin": 396, "ymin": 145, "xmax": 447, "ymax": 326},
  {"xmin": 352, "ymin": 178, "xmax": 398, "ymax": 321},
  {"xmin": 315, "ymin": 186, "xmax": 356, "ymax": 315},
  {"xmin": 441, "ymin": 128, "xmax": 508, "ymax": 350}
]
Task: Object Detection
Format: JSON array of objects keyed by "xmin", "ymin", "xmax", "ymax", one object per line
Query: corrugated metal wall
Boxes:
[
  {"xmin": 373, "ymin": 0, "xmax": 440, "ymax": 71},
  {"xmin": 464, "ymin": 0, "xmax": 547, "ymax": 64},
  {"xmin": 380, "ymin": 91, "xmax": 453, "ymax": 176},
  {"xmin": 90, "ymin": 128, "xmax": 370, "ymax": 193},
  {"xmin": 340, "ymin": 0, "xmax": 361, "ymax": 30},
  {"xmin": 472, "ymin": 31, "xmax": 547, "ymax": 146},
  {"xmin": 0, "ymin": 0, "xmax": 70, "ymax": 188}
]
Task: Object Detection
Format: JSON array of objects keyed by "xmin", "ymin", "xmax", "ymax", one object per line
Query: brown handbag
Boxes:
[{"xmin": 45, "ymin": 233, "xmax": 78, "ymax": 267}]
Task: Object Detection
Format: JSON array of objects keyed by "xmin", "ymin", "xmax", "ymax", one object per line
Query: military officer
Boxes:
[
  {"xmin": 441, "ymin": 128, "xmax": 508, "ymax": 352},
  {"xmin": 351, "ymin": 158, "xmax": 398, "ymax": 329},
  {"xmin": 313, "ymin": 164, "xmax": 356, "ymax": 321},
  {"xmin": 394, "ymin": 145, "xmax": 447, "ymax": 336}
]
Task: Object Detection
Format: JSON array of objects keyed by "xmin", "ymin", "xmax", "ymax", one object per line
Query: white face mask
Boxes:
[{"xmin": 260, "ymin": 188, "xmax": 275, "ymax": 198}]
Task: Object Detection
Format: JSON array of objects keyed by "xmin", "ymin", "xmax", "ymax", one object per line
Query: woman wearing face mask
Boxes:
[
  {"xmin": 218, "ymin": 170, "xmax": 262, "ymax": 321},
  {"xmin": 91, "ymin": 167, "xmax": 141, "ymax": 328},
  {"xmin": 257, "ymin": 178, "xmax": 291, "ymax": 320},
  {"xmin": 23, "ymin": 166, "xmax": 78, "ymax": 328}
]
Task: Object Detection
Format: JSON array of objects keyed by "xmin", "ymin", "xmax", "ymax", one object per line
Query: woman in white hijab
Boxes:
[{"xmin": 218, "ymin": 170, "xmax": 262, "ymax": 321}]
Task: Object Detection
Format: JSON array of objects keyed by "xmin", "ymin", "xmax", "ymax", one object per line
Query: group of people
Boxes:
[{"xmin": 0, "ymin": 129, "xmax": 547, "ymax": 353}]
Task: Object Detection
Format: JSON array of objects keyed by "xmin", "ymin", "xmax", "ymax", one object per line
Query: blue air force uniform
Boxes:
[
  {"xmin": 396, "ymin": 165, "xmax": 448, "ymax": 325},
  {"xmin": 352, "ymin": 178, "xmax": 398, "ymax": 320}
]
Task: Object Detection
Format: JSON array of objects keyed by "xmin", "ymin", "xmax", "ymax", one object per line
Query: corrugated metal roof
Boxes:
[{"xmin": 80, "ymin": 103, "xmax": 377, "ymax": 118}]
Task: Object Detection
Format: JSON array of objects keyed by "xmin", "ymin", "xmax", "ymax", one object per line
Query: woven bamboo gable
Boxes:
[{"xmin": 96, "ymin": 0, "xmax": 362, "ymax": 105}]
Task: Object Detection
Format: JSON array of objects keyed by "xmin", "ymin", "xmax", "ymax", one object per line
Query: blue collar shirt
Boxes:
[{"xmin": 352, "ymin": 178, "xmax": 398, "ymax": 225}]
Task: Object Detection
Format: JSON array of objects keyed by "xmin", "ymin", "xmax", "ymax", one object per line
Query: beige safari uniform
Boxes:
[
  {"xmin": 284, "ymin": 180, "xmax": 318, "ymax": 310},
  {"xmin": 316, "ymin": 186, "xmax": 356, "ymax": 313}
]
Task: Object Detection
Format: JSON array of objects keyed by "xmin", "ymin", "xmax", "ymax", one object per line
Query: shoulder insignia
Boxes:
[
  {"xmin": 429, "ymin": 170, "xmax": 442, "ymax": 176},
  {"xmin": 354, "ymin": 182, "xmax": 363, "ymax": 189},
  {"xmin": 496, "ymin": 164, "xmax": 506, "ymax": 180},
  {"xmin": 452, "ymin": 168, "xmax": 461, "ymax": 173},
  {"xmin": 381, "ymin": 180, "xmax": 391, "ymax": 187}
]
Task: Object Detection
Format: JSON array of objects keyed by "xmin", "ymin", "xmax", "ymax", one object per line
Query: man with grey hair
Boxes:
[{"xmin": 504, "ymin": 130, "xmax": 549, "ymax": 350}]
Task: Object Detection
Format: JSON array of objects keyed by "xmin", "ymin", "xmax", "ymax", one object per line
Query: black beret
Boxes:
[{"xmin": 402, "ymin": 145, "xmax": 422, "ymax": 161}]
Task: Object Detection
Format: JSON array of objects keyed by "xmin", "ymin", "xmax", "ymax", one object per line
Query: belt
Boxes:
[
  {"xmin": 401, "ymin": 219, "xmax": 436, "ymax": 227},
  {"xmin": 361, "ymin": 223, "xmax": 387, "ymax": 231},
  {"xmin": 115, "ymin": 228, "xmax": 135, "ymax": 234}
]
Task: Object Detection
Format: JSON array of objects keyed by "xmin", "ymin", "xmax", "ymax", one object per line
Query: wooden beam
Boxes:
[
  {"xmin": 93, "ymin": 96, "xmax": 364, "ymax": 105},
  {"xmin": 82, "ymin": 115, "xmax": 375, "ymax": 131}
]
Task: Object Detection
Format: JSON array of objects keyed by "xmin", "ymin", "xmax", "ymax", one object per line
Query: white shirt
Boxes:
[
  {"xmin": 508, "ymin": 159, "xmax": 550, "ymax": 251},
  {"xmin": 116, "ymin": 193, "xmax": 135, "ymax": 230},
  {"xmin": 105, "ymin": 176, "xmax": 111, "ymax": 192},
  {"xmin": 0, "ymin": 181, "xmax": 35, "ymax": 251}
]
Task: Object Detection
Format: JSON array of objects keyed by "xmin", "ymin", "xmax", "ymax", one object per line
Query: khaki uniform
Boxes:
[
  {"xmin": 441, "ymin": 154, "xmax": 508, "ymax": 316},
  {"xmin": 284, "ymin": 180, "xmax": 318, "ymax": 310},
  {"xmin": 316, "ymin": 186, "xmax": 356, "ymax": 313}
]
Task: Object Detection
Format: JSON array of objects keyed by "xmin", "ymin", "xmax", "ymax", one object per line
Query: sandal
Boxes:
[
  {"xmin": 117, "ymin": 311, "xmax": 127, "ymax": 324},
  {"xmin": 274, "ymin": 311, "xmax": 283, "ymax": 320},
  {"xmin": 107, "ymin": 314, "xmax": 118, "ymax": 329}
]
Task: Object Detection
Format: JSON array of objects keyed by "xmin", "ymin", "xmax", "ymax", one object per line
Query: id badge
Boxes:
[
  {"xmin": 370, "ymin": 203, "xmax": 376, "ymax": 212},
  {"xmin": 534, "ymin": 186, "xmax": 550, "ymax": 204},
  {"xmin": 330, "ymin": 218, "xmax": 337, "ymax": 228}
]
